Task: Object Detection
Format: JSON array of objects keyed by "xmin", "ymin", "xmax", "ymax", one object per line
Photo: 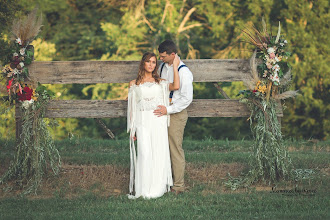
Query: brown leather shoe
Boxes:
[{"xmin": 170, "ymin": 188, "xmax": 183, "ymax": 195}]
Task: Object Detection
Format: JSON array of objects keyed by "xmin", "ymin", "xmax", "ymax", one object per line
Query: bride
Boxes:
[{"xmin": 127, "ymin": 52, "xmax": 180, "ymax": 199}]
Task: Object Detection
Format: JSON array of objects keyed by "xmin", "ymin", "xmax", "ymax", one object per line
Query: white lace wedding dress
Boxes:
[{"xmin": 127, "ymin": 81, "xmax": 173, "ymax": 199}]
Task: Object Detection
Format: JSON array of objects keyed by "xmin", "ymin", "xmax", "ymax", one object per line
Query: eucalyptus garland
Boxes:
[
  {"xmin": 0, "ymin": 9, "xmax": 61, "ymax": 194},
  {"xmin": 1, "ymin": 89, "xmax": 60, "ymax": 194},
  {"xmin": 244, "ymin": 98, "xmax": 291, "ymax": 184}
]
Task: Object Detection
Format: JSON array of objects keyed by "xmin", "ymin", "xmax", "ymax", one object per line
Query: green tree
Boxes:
[
  {"xmin": 0, "ymin": 0, "xmax": 22, "ymax": 65},
  {"xmin": 0, "ymin": 0, "xmax": 23, "ymax": 139},
  {"xmin": 1, "ymin": 0, "xmax": 328, "ymax": 140},
  {"xmin": 279, "ymin": 0, "xmax": 329, "ymax": 140}
]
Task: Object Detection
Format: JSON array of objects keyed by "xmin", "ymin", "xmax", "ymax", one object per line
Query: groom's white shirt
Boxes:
[{"xmin": 159, "ymin": 61, "xmax": 193, "ymax": 115}]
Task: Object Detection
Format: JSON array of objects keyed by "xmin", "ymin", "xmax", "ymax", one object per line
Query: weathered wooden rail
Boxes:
[{"xmin": 16, "ymin": 59, "xmax": 283, "ymax": 138}]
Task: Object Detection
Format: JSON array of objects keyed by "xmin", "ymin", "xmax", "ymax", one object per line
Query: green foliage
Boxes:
[
  {"xmin": 100, "ymin": 11, "xmax": 147, "ymax": 60},
  {"xmin": 247, "ymin": 99, "xmax": 292, "ymax": 182},
  {"xmin": 31, "ymin": 38, "xmax": 56, "ymax": 61},
  {"xmin": 0, "ymin": 0, "xmax": 20, "ymax": 65},
  {"xmin": 44, "ymin": 0, "xmax": 120, "ymax": 60},
  {"xmin": 35, "ymin": 83, "xmax": 55, "ymax": 99},
  {"xmin": 280, "ymin": 0, "xmax": 330, "ymax": 140},
  {"xmin": 0, "ymin": 100, "xmax": 15, "ymax": 139},
  {"xmin": 0, "ymin": 0, "xmax": 328, "ymax": 140}
]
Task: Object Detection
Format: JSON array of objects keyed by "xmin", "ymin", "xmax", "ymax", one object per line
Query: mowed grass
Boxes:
[
  {"xmin": 0, "ymin": 191, "xmax": 329, "ymax": 220},
  {"xmin": 2, "ymin": 138, "xmax": 328, "ymax": 167},
  {"xmin": 0, "ymin": 138, "xmax": 329, "ymax": 219}
]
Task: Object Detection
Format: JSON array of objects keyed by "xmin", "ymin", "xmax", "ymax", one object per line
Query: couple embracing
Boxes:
[{"xmin": 127, "ymin": 40, "xmax": 193, "ymax": 199}]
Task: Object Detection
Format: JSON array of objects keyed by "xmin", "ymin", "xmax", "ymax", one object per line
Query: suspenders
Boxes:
[
  {"xmin": 160, "ymin": 63, "xmax": 166, "ymax": 77},
  {"xmin": 160, "ymin": 63, "xmax": 187, "ymax": 99}
]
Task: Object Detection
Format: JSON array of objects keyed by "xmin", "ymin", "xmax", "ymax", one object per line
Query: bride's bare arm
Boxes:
[{"xmin": 169, "ymin": 54, "xmax": 180, "ymax": 91}]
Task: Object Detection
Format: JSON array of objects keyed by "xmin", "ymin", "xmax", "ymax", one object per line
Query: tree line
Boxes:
[{"xmin": 0, "ymin": 0, "xmax": 328, "ymax": 140}]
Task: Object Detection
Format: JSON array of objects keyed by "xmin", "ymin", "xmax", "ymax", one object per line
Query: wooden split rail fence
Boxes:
[{"xmin": 16, "ymin": 59, "xmax": 283, "ymax": 138}]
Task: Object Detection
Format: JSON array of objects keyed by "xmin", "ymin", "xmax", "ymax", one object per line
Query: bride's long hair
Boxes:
[{"xmin": 136, "ymin": 52, "xmax": 160, "ymax": 85}]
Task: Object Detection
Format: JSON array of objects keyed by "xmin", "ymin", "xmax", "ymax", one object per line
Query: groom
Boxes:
[{"xmin": 154, "ymin": 40, "xmax": 193, "ymax": 194}]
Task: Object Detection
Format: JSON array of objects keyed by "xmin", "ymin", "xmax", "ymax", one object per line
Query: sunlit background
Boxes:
[{"xmin": 0, "ymin": 0, "xmax": 328, "ymax": 140}]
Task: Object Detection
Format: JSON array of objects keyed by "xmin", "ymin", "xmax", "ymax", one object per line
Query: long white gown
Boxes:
[{"xmin": 127, "ymin": 81, "xmax": 173, "ymax": 199}]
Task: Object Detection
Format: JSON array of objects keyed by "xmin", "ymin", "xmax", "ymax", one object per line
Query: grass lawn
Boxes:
[
  {"xmin": 1, "ymin": 191, "xmax": 328, "ymax": 219},
  {"xmin": 0, "ymin": 138, "xmax": 329, "ymax": 219}
]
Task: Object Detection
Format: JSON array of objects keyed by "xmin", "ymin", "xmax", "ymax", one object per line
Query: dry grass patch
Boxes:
[
  {"xmin": 186, "ymin": 162, "xmax": 245, "ymax": 182},
  {"xmin": 0, "ymin": 163, "xmax": 247, "ymax": 198},
  {"xmin": 1, "ymin": 162, "xmax": 327, "ymax": 198}
]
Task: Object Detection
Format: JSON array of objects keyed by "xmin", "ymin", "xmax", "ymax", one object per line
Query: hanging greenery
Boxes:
[
  {"xmin": 0, "ymin": 9, "xmax": 61, "ymax": 194},
  {"xmin": 226, "ymin": 19, "xmax": 298, "ymax": 190}
]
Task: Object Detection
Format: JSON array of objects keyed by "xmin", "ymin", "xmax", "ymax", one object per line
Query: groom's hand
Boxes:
[{"xmin": 154, "ymin": 105, "xmax": 167, "ymax": 117}]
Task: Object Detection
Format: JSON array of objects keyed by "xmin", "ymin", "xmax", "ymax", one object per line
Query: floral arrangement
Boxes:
[
  {"xmin": 238, "ymin": 20, "xmax": 297, "ymax": 102},
  {"xmin": 1, "ymin": 9, "xmax": 42, "ymax": 108},
  {"xmin": 0, "ymin": 9, "xmax": 60, "ymax": 195},
  {"xmin": 227, "ymin": 19, "xmax": 297, "ymax": 190}
]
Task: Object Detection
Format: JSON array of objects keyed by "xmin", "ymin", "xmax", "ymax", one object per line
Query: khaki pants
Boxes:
[{"xmin": 168, "ymin": 109, "xmax": 188, "ymax": 192}]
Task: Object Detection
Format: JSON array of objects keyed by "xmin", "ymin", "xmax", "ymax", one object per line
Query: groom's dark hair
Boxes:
[{"xmin": 158, "ymin": 40, "xmax": 177, "ymax": 55}]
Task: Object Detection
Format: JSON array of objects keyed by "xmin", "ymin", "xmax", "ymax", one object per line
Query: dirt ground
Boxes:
[
  {"xmin": 0, "ymin": 162, "xmax": 246, "ymax": 199},
  {"xmin": 2, "ymin": 161, "xmax": 327, "ymax": 199}
]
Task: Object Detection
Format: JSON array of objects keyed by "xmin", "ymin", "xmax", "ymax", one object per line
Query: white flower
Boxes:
[
  {"xmin": 272, "ymin": 72, "xmax": 280, "ymax": 83},
  {"xmin": 13, "ymin": 68, "xmax": 20, "ymax": 75},
  {"xmin": 264, "ymin": 55, "xmax": 269, "ymax": 61},
  {"xmin": 272, "ymin": 64, "xmax": 280, "ymax": 72},
  {"xmin": 13, "ymin": 52, "xmax": 19, "ymax": 57},
  {"xmin": 275, "ymin": 56, "xmax": 280, "ymax": 62},
  {"xmin": 284, "ymin": 40, "xmax": 287, "ymax": 44},
  {"xmin": 280, "ymin": 43, "xmax": 284, "ymax": 47},
  {"xmin": 270, "ymin": 58, "xmax": 277, "ymax": 64},
  {"xmin": 21, "ymin": 99, "xmax": 34, "ymax": 109},
  {"xmin": 20, "ymin": 48, "xmax": 25, "ymax": 56},
  {"xmin": 19, "ymin": 62, "xmax": 24, "ymax": 68},
  {"xmin": 16, "ymin": 38, "xmax": 22, "ymax": 45},
  {"xmin": 263, "ymin": 70, "xmax": 268, "ymax": 77},
  {"xmin": 267, "ymin": 47, "xmax": 276, "ymax": 54}
]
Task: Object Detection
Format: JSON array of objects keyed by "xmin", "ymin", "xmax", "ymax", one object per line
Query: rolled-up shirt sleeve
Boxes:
[{"xmin": 167, "ymin": 68, "xmax": 193, "ymax": 114}]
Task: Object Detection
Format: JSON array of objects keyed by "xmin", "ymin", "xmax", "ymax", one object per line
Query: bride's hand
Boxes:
[{"xmin": 173, "ymin": 54, "xmax": 180, "ymax": 68}]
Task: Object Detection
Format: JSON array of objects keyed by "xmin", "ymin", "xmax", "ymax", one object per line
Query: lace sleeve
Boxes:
[
  {"xmin": 127, "ymin": 85, "xmax": 137, "ymax": 194},
  {"xmin": 127, "ymin": 86, "xmax": 137, "ymax": 134}
]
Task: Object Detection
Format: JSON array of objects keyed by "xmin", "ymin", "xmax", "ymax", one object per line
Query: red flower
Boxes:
[
  {"xmin": 253, "ymin": 90, "xmax": 257, "ymax": 93},
  {"xmin": 6, "ymin": 79, "xmax": 13, "ymax": 92},
  {"xmin": 17, "ymin": 85, "xmax": 33, "ymax": 101}
]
